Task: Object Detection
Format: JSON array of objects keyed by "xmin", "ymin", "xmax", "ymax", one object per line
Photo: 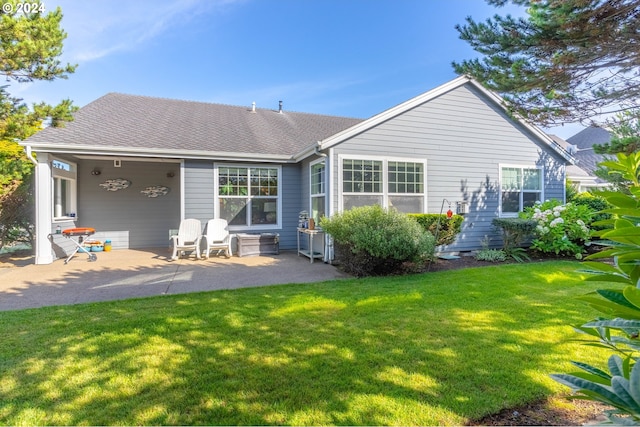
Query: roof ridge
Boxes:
[{"xmin": 97, "ymin": 92, "xmax": 363, "ymax": 121}]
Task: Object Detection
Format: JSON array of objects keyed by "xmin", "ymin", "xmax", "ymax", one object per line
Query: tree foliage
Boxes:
[
  {"xmin": 595, "ymin": 110, "xmax": 640, "ymax": 156},
  {"xmin": 552, "ymin": 152, "xmax": 640, "ymax": 424},
  {"xmin": 0, "ymin": 1, "xmax": 77, "ymax": 190},
  {"xmin": 453, "ymin": 0, "xmax": 640, "ymax": 126},
  {"xmin": 0, "ymin": 87, "xmax": 75, "ymax": 192},
  {"xmin": 0, "ymin": 0, "xmax": 76, "ymax": 82},
  {"xmin": 0, "ymin": 2, "xmax": 76, "ymax": 249}
]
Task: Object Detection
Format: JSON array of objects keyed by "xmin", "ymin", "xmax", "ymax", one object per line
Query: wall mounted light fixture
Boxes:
[
  {"xmin": 167, "ymin": 171, "xmax": 175, "ymax": 178},
  {"xmin": 91, "ymin": 168, "xmax": 101, "ymax": 176}
]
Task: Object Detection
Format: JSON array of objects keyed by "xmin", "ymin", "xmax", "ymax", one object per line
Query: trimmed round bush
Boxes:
[{"xmin": 320, "ymin": 205, "xmax": 435, "ymax": 276}]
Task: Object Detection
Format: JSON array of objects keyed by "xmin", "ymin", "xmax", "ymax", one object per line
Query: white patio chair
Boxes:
[
  {"xmin": 203, "ymin": 218, "xmax": 232, "ymax": 258},
  {"xmin": 170, "ymin": 218, "xmax": 202, "ymax": 260}
]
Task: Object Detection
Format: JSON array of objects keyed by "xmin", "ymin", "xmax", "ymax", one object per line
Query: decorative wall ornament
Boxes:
[
  {"xmin": 99, "ymin": 178, "xmax": 131, "ymax": 191},
  {"xmin": 141, "ymin": 185, "xmax": 170, "ymax": 198}
]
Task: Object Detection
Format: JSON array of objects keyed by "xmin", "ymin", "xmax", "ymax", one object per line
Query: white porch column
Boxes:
[{"xmin": 34, "ymin": 152, "xmax": 54, "ymax": 264}]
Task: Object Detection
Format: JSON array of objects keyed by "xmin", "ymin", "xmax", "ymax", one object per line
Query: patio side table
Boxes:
[{"xmin": 296, "ymin": 228, "xmax": 324, "ymax": 263}]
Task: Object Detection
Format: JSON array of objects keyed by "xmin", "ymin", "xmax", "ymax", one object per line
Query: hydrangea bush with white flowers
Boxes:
[{"xmin": 521, "ymin": 199, "xmax": 593, "ymax": 258}]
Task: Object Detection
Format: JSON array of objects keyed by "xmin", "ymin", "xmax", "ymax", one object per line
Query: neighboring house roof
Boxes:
[
  {"xmin": 549, "ymin": 134, "xmax": 598, "ymax": 184},
  {"xmin": 24, "ymin": 93, "xmax": 363, "ymax": 162},
  {"xmin": 23, "ymin": 76, "xmax": 573, "ymax": 163},
  {"xmin": 566, "ymin": 125, "xmax": 611, "ymax": 177}
]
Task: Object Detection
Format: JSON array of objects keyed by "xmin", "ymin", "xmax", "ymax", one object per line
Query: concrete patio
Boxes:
[{"xmin": 0, "ymin": 248, "xmax": 350, "ymax": 311}]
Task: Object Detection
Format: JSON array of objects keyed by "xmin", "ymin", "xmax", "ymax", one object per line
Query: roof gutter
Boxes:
[
  {"xmin": 20, "ymin": 142, "xmax": 298, "ymax": 163},
  {"xmin": 294, "ymin": 141, "xmax": 326, "ymax": 162}
]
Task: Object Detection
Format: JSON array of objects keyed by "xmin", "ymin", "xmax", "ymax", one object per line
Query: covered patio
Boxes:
[{"xmin": 0, "ymin": 249, "xmax": 349, "ymax": 311}]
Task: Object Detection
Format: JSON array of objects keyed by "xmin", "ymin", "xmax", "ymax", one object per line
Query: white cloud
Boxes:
[{"xmin": 52, "ymin": 0, "xmax": 244, "ymax": 62}]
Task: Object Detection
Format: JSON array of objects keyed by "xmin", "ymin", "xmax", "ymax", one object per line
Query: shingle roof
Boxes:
[
  {"xmin": 26, "ymin": 93, "xmax": 364, "ymax": 159},
  {"xmin": 566, "ymin": 125, "xmax": 611, "ymax": 177}
]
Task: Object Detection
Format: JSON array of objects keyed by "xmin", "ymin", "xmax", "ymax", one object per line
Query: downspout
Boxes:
[
  {"xmin": 314, "ymin": 143, "xmax": 327, "ymax": 158},
  {"xmin": 25, "ymin": 144, "xmax": 37, "ymax": 165},
  {"xmin": 314, "ymin": 143, "xmax": 331, "ymax": 262}
]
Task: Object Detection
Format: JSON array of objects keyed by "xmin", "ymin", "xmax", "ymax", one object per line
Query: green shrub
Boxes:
[
  {"xmin": 407, "ymin": 213, "xmax": 463, "ymax": 246},
  {"xmin": 491, "ymin": 217, "xmax": 536, "ymax": 250},
  {"xmin": 0, "ymin": 179, "xmax": 34, "ymax": 251},
  {"xmin": 320, "ymin": 205, "xmax": 435, "ymax": 277},
  {"xmin": 570, "ymin": 192, "xmax": 612, "ymax": 230},
  {"xmin": 520, "ymin": 199, "xmax": 592, "ymax": 258}
]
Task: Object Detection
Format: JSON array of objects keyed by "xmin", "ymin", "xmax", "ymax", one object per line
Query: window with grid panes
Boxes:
[
  {"xmin": 310, "ymin": 161, "xmax": 325, "ymax": 223},
  {"xmin": 340, "ymin": 158, "xmax": 426, "ymax": 213},
  {"xmin": 388, "ymin": 161, "xmax": 424, "ymax": 213},
  {"xmin": 342, "ymin": 159, "xmax": 383, "ymax": 210},
  {"xmin": 218, "ymin": 166, "xmax": 279, "ymax": 227},
  {"xmin": 501, "ymin": 166, "xmax": 542, "ymax": 215}
]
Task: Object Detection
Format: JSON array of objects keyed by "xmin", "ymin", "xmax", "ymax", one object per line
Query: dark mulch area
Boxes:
[
  {"xmin": 425, "ymin": 252, "xmax": 565, "ymax": 272},
  {"xmin": 426, "ymin": 255, "xmax": 512, "ymax": 272},
  {"xmin": 468, "ymin": 398, "xmax": 611, "ymax": 426}
]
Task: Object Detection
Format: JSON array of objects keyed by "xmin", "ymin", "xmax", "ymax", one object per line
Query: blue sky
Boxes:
[{"xmin": 12, "ymin": 0, "xmax": 581, "ymax": 138}]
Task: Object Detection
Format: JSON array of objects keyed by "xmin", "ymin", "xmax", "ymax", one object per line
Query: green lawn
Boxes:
[{"xmin": 0, "ymin": 261, "xmax": 612, "ymax": 425}]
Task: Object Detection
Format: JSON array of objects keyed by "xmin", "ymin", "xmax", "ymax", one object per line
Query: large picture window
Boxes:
[
  {"xmin": 52, "ymin": 159, "xmax": 77, "ymax": 220},
  {"xmin": 217, "ymin": 165, "xmax": 280, "ymax": 228},
  {"xmin": 340, "ymin": 156, "xmax": 426, "ymax": 213},
  {"xmin": 500, "ymin": 166, "xmax": 542, "ymax": 215}
]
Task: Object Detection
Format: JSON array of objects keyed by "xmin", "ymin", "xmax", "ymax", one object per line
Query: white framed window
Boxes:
[
  {"xmin": 339, "ymin": 155, "xmax": 426, "ymax": 213},
  {"xmin": 500, "ymin": 165, "xmax": 543, "ymax": 216},
  {"xmin": 52, "ymin": 158, "xmax": 77, "ymax": 220},
  {"xmin": 215, "ymin": 164, "xmax": 281, "ymax": 230},
  {"xmin": 310, "ymin": 159, "xmax": 326, "ymax": 223},
  {"xmin": 388, "ymin": 160, "xmax": 425, "ymax": 213}
]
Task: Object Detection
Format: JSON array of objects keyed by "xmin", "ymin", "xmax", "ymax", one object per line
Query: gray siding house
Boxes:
[{"xmin": 22, "ymin": 76, "xmax": 573, "ymax": 264}]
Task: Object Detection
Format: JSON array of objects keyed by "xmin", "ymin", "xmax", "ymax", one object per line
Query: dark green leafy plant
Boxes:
[
  {"xmin": 491, "ymin": 217, "xmax": 535, "ymax": 262},
  {"xmin": 408, "ymin": 213, "xmax": 463, "ymax": 246},
  {"xmin": 552, "ymin": 152, "xmax": 640, "ymax": 424},
  {"xmin": 571, "ymin": 192, "xmax": 612, "ymax": 231}
]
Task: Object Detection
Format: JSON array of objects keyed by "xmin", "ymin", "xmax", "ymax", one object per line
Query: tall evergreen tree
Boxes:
[
  {"xmin": 453, "ymin": 0, "xmax": 640, "ymax": 126},
  {"xmin": 0, "ymin": 1, "xmax": 76, "ymax": 249}
]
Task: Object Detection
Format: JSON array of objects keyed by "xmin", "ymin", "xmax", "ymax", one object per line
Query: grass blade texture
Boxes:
[{"xmin": 0, "ymin": 261, "xmax": 610, "ymax": 425}]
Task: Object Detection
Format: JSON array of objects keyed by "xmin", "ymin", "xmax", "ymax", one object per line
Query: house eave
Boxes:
[
  {"xmin": 19, "ymin": 142, "xmax": 297, "ymax": 163},
  {"xmin": 293, "ymin": 141, "xmax": 324, "ymax": 162}
]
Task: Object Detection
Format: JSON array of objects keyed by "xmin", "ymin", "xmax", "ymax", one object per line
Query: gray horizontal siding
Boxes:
[
  {"xmin": 77, "ymin": 159, "xmax": 180, "ymax": 249},
  {"xmin": 331, "ymin": 82, "xmax": 567, "ymax": 252},
  {"xmin": 184, "ymin": 160, "xmax": 215, "ymax": 224},
  {"xmin": 183, "ymin": 160, "xmax": 302, "ymax": 250},
  {"xmin": 280, "ymin": 163, "xmax": 302, "ymax": 249}
]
